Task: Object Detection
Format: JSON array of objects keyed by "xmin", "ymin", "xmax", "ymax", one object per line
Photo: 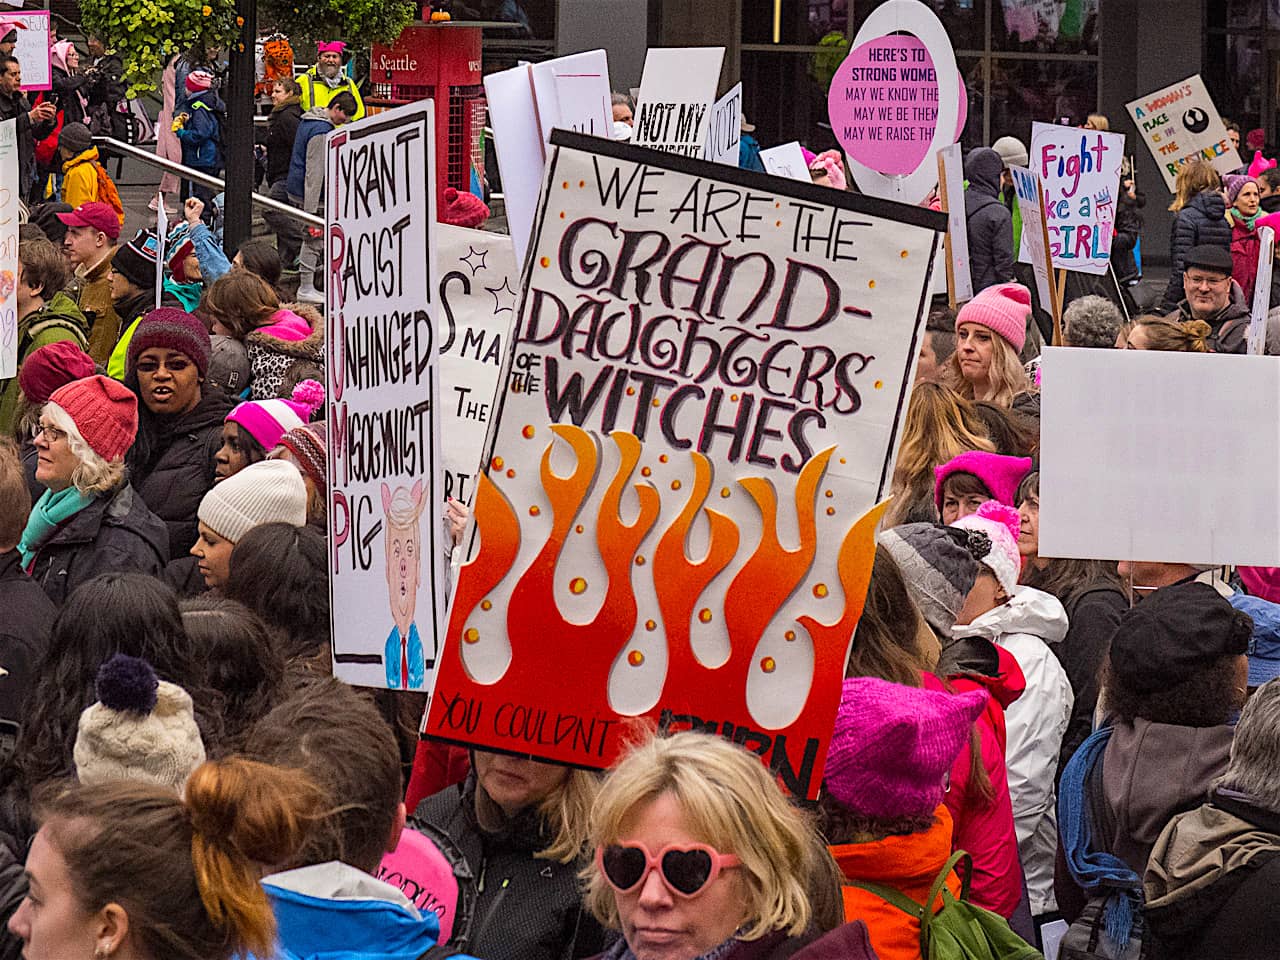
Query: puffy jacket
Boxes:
[
  {"xmin": 266, "ymin": 97, "xmax": 302, "ymax": 185},
  {"xmin": 298, "ymin": 66, "xmax": 366, "ymax": 120},
  {"xmin": 66, "ymin": 251, "xmax": 120, "ymax": 366},
  {"xmin": 413, "ymin": 774, "xmax": 605, "ymax": 960},
  {"xmin": 129, "ymin": 388, "xmax": 236, "ymax": 559},
  {"xmin": 60, "ymin": 147, "xmax": 105, "ymax": 209},
  {"xmin": 833, "ymin": 805, "xmax": 962, "ymax": 960},
  {"xmin": 25, "ymin": 482, "xmax": 169, "ymax": 607},
  {"xmin": 287, "ymin": 107, "xmax": 332, "ymax": 202},
  {"xmin": 924, "ymin": 638, "xmax": 1025, "ymax": 920},
  {"xmin": 246, "ymin": 304, "xmax": 325, "ymax": 400},
  {"xmin": 0, "ymin": 551, "xmax": 56, "ymax": 729},
  {"xmin": 964, "ymin": 148, "xmax": 1014, "ymax": 294},
  {"xmin": 0, "ymin": 291, "xmax": 90, "ymax": 436},
  {"xmin": 1161, "ymin": 190, "xmax": 1232, "ymax": 311},
  {"xmin": 1145, "ymin": 789, "xmax": 1280, "ymax": 960},
  {"xmin": 1229, "ymin": 214, "xmax": 1262, "ymax": 308},
  {"xmin": 953, "ymin": 587, "xmax": 1073, "ymax": 916},
  {"xmin": 260, "ymin": 860, "xmax": 473, "ymax": 960},
  {"xmin": 176, "ymin": 89, "xmax": 225, "ymax": 171}
]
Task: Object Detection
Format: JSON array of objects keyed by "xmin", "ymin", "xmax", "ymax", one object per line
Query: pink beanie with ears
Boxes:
[
  {"xmin": 955, "ymin": 282, "xmax": 1031, "ymax": 353},
  {"xmin": 1249, "ymin": 152, "xmax": 1276, "ymax": 179},
  {"xmin": 951, "ymin": 501, "xmax": 1022, "ymax": 595},
  {"xmin": 934, "ymin": 450, "xmax": 1033, "ymax": 514}
]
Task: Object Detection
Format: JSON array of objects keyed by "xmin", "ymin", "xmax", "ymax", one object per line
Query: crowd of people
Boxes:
[{"xmin": 0, "ymin": 27, "xmax": 1277, "ymax": 960}]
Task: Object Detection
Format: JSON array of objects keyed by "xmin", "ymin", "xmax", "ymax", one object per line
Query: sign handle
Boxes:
[
  {"xmin": 1041, "ymin": 169, "xmax": 1064, "ymax": 346},
  {"xmin": 937, "ymin": 151, "xmax": 957, "ymax": 310}
]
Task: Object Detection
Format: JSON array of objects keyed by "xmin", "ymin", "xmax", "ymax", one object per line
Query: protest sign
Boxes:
[
  {"xmin": 936, "ymin": 143, "xmax": 972, "ymax": 305},
  {"xmin": 760, "ymin": 141, "xmax": 810, "ymax": 181},
  {"xmin": 10, "ymin": 12, "xmax": 50, "ymax": 91},
  {"xmin": 1250, "ymin": 226, "xmax": 1275, "ymax": 356},
  {"xmin": 632, "ymin": 47, "xmax": 724, "ymax": 157},
  {"xmin": 1040, "ymin": 347, "xmax": 1280, "ymax": 566},
  {"xmin": 325, "ymin": 101, "xmax": 446, "ymax": 692},
  {"xmin": 1126, "ymin": 75, "xmax": 1241, "ymax": 192},
  {"xmin": 1010, "ymin": 164, "xmax": 1060, "ymax": 334},
  {"xmin": 423, "ymin": 131, "xmax": 945, "ymax": 798},
  {"xmin": 437, "ymin": 224, "xmax": 519, "ymax": 502},
  {"xmin": 1023, "ymin": 122, "xmax": 1125, "ymax": 275},
  {"xmin": 155, "ymin": 194, "xmax": 167, "ymax": 311},
  {"xmin": 703, "ymin": 83, "xmax": 742, "ymax": 166},
  {"xmin": 0, "ymin": 120, "xmax": 16, "ymax": 379},
  {"xmin": 529, "ymin": 50, "xmax": 613, "ymax": 143}
]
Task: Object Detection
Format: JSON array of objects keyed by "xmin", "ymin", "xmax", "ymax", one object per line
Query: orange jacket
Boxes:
[{"xmin": 831, "ymin": 805, "xmax": 963, "ymax": 960}]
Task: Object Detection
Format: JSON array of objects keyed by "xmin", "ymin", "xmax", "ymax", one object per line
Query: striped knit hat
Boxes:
[
  {"xmin": 278, "ymin": 421, "xmax": 327, "ymax": 492},
  {"xmin": 126, "ymin": 308, "xmax": 211, "ymax": 378},
  {"xmin": 225, "ymin": 380, "xmax": 324, "ymax": 452}
]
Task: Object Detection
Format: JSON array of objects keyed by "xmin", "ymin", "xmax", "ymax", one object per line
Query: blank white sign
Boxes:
[{"xmin": 1039, "ymin": 346, "xmax": 1280, "ymax": 566}]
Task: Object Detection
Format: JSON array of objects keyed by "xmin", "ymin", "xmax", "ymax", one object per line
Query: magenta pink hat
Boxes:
[
  {"xmin": 316, "ymin": 40, "xmax": 346, "ymax": 54},
  {"xmin": 825, "ymin": 677, "xmax": 989, "ymax": 819},
  {"xmin": 225, "ymin": 380, "xmax": 324, "ymax": 452},
  {"xmin": 955, "ymin": 282, "xmax": 1031, "ymax": 353},
  {"xmin": 934, "ymin": 450, "xmax": 1032, "ymax": 514}
]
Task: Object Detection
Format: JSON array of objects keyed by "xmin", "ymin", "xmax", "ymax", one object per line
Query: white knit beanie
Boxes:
[
  {"xmin": 197, "ymin": 458, "xmax": 308, "ymax": 543},
  {"xmin": 74, "ymin": 654, "xmax": 206, "ymax": 794},
  {"xmin": 950, "ymin": 501, "xmax": 1023, "ymax": 596}
]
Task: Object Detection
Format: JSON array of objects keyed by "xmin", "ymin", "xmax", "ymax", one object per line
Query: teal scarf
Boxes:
[
  {"xmin": 1233, "ymin": 207, "xmax": 1262, "ymax": 230},
  {"xmin": 18, "ymin": 487, "xmax": 94, "ymax": 568}
]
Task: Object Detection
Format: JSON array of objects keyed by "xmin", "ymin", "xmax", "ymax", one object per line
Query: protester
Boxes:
[
  {"xmin": 49, "ymin": 40, "xmax": 88, "ymax": 128},
  {"xmin": 273, "ymin": 421, "xmax": 327, "ymax": 527},
  {"xmin": 224, "ymin": 522, "xmax": 328, "ymax": 662},
  {"xmin": 1116, "ymin": 555, "xmax": 1234, "ymax": 601},
  {"xmin": 233, "ymin": 238, "xmax": 283, "ymax": 290},
  {"xmin": 1260, "ymin": 165, "xmax": 1280, "ymax": 213},
  {"xmin": 944, "ymin": 282, "xmax": 1034, "ymax": 406},
  {"xmin": 915, "ymin": 300, "xmax": 956, "ymax": 383},
  {"xmin": 124, "ymin": 308, "xmax": 234, "ymax": 559},
  {"xmin": 10, "ymin": 341, "xmax": 94, "ymax": 503},
  {"xmin": 191, "ymin": 459, "xmax": 307, "ymax": 593},
  {"xmin": 288, "ymin": 90, "xmax": 357, "ymax": 303},
  {"xmin": 9, "ymin": 759, "xmax": 324, "ymax": 960},
  {"xmin": 58, "ymin": 202, "xmax": 120, "ymax": 364},
  {"xmin": 1111, "ymin": 168, "xmax": 1146, "ymax": 284},
  {"xmin": 105, "ymin": 229, "xmax": 173, "ymax": 377},
  {"xmin": 1062, "ymin": 295, "xmax": 1124, "ymax": 348},
  {"xmin": 173, "ymin": 69, "xmax": 224, "ymax": 203},
  {"xmin": 0, "ymin": 56, "xmax": 57, "ymax": 196},
  {"xmin": 215, "ymin": 381, "xmax": 322, "ymax": 486},
  {"xmin": 262, "ymin": 78, "xmax": 304, "ymax": 272},
  {"xmin": 1226, "ymin": 174, "xmax": 1263, "ymax": 305},
  {"xmin": 970, "ymin": 400, "xmax": 1039, "ymax": 457},
  {"xmin": 22, "ymin": 376, "xmax": 167, "ymax": 605},
  {"xmin": 934, "ymin": 449, "xmax": 1032, "ymax": 524},
  {"xmin": 963, "ymin": 147, "xmax": 1014, "ymax": 294},
  {"xmin": 298, "ymin": 41, "xmax": 365, "ymax": 120},
  {"xmin": 83, "ymin": 34, "xmax": 127, "ymax": 140},
  {"xmin": 1126, "ymin": 313, "xmax": 1212, "ymax": 352},
  {"xmin": 153, "ymin": 52, "xmax": 185, "ymax": 210},
  {"xmin": 1161, "ymin": 162, "xmax": 1230, "ymax": 311},
  {"xmin": 0, "ymin": 23, "xmax": 18, "ymax": 59},
  {"xmin": 440, "ymin": 185, "xmax": 491, "ymax": 229},
  {"xmin": 56, "ymin": 122, "xmax": 122, "ymax": 223},
  {"xmin": 1017, "ymin": 471, "xmax": 1126, "ymax": 773},
  {"xmin": 1144, "ymin": 679, "xmax": 1280, "ymax": 958}
]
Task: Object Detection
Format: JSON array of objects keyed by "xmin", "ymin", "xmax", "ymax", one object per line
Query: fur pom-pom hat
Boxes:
[
  {"xmin": 951, "ymin": 500, "xmax": 1023, "ymax": 595},
  {"xmin": 225, "ymin": 380, "xmax": 324, "ymax": 452}
]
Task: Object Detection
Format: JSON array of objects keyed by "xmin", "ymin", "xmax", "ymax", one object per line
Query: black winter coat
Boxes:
[
  {"xmin": 266, "ymin": 98, "xmax": 302, "ymax": 185},
  {"xmin": 0, "ymin": 89, "xmax": 55, "ymax": 192},
  {"xmin": 413, "ymin": 775, "xmax": 606, "ymax": 960},
  {"xmin": 1161, "ymin": 190, "xmax": 1232, "ymax": 311},
  {"xmin": 964, "ymin": 148, "xmax": 1014, "ymax": 293},
  {"xmin": 26, "ymin": 483, "xmax": 168, "ymax": 607},
  {"xmin": 50, "ymin": 65, "xmax": 88, "ymax": 127},
  {"xmin": 129, "ymin": 389, "xmax": 235, "ymax": 558},
  {"xmin": 1110, "ymin": 185, "xmax": 1146, "ymax": 282},
  {"xmin": 0, "ymin": 839, "xmax": 26, "ymax": 960},
  {"xmin": 0, "ymin": 551, "xmax": 55, "ymax": 733},
  {"xmin": 1052, "ymin": 583, "xmax": 1126, "ymax": 777}
]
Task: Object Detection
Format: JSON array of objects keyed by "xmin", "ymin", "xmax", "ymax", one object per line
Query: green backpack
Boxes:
[{"xmin": 849, "ymin": 851, "xmax": 1043, "ymax": 960}]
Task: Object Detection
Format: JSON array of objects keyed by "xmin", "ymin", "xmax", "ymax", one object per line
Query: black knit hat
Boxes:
[{"xmin": 111, "ymin": 230, "xmax": 160, "ymax": 290}]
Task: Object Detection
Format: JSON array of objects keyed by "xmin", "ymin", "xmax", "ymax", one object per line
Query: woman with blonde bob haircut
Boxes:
[{"xmin": 583, "ymin": 731, "xmax": 879, "ymax": 960}]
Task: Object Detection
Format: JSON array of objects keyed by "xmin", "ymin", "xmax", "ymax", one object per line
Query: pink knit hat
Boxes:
[
  {"xmin": 825, "ymin": 677, "xmax": 989, "ymax": 819},
  {"xmin": 933, "ymin": 450, "xmax": 1032, "ymax": 514},
  {"xmin": 47, "ymin": 375, "xmax": 138, "ymax": 464},
  {"xmin": 951, "ymin": 501, "xmax": 1022, "ymax": 595},
  {"xmin": 955, "ymin": 282, "xmax": 1031, "ymax": 353},
  {"xmin": 226, "ymin": 380, "xmax": 324, "ymax": 452}
]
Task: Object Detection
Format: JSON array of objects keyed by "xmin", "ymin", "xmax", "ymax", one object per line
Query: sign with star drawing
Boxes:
[
  {"xmin": 437, "ymin": 224, "xmax": 520, "ymax": 503},
  {"xmin": 423, "ymin": 132, "xmax": 945, "ymax": 798}
]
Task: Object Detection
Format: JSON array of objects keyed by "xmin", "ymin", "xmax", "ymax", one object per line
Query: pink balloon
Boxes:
[
  {"xmin": 829, "ymin": 35, "xmax": 966, "ymax": 177},
  {"xmin": 377, "ymin": 828, "xmax": 461, "ymax": 942}
]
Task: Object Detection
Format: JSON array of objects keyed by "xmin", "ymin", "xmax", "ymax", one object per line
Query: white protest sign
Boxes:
[
  {"xmin": 436, "ymin": 223, "xmax": 519, "ymax": 502},
  {"xmin": 1024, "ymin": 122, "xmax": 1125, "ymax": 275},
  {"xmin": 1040, "ymin": 347, "xmax": 1280, "ymax": 566},
  {"xmin": 484, "ymin": 65, "xmax": 544, "ymax": 268},
  {"xmin": 936, "ymin": 143, "xmax": 972, "ymax": 304},
  {"xmin": 10, "ymin": 12, "xmax": 50, "ymax": 92},
  {"xmin": 0, "ymin": 120, "xmax": 15, "ymax": 378},
  {"xmin": 155, "ymin": 194, "xmax": 167, "ymax": 310},
  {"xmin": 1250, "ymin": 226, "xmax": 1274, "ymax": 356},
  {"xmin": 632, "ymin": 47, "xmax": 724, "ymax": 157},
  {"xmin": 529, "ymin": 50, "xmax": 613, "ymax": 142},
  {"xmin": 325, "ymin": 101, "xmax": 445, "ymax": 692},
  {"xmin": 1010, "ymin": 165, "xmax": 1055, "ymax": 316},
  {"xmin": 760, "ymin": 141, "xmax": 810, "ymax": 181},
  {"xmin": 422, "ymin": 130, "xmax": 945, "ymax": 798},
  {"xmin": 1126, "ymin": 75, "xmax": 1241, "ymax": 192},
  {"xmin": 703, "ymin": 82, "xmax": 742, "ymax": 165}
]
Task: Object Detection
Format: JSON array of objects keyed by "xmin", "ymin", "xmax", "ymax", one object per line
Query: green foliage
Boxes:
[{"xmin": 258, "ymin": 0, "xmax": 415, "ymax": 48}]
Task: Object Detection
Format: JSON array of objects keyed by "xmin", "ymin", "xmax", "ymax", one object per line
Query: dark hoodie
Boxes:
[
  {"xmin": 266, "ymin": 96, "xmax": 303, "ymax": 185},
  {"xmin": 964, "ymin": 147, "xmax": 1014, "ymax": 293},
  {"xmin": 176, "ymin": 88, "xmax": 226, "ymax": 172}
]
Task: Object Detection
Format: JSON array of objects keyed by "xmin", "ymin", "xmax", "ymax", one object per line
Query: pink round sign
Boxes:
[{"xmin": 829, "ymin": 35, "xmax": 967, "ymax": 176}]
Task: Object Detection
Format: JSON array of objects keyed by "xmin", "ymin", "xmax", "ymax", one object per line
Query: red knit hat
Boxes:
[
  {"xmin": 126, "ymin": 308, "xmax": 212, "ymax": 378},
  {"xmin": 955, "ymin": 282, "xmax": 1031, "ymax": 353},
  {"xmin": 439, "ymin": 188, "xmax": 490, "ymax": 229},
  {"xmin": 47, "ymin": 375, "xmax": 138, "ymax": 463},
  {"xmin": 18, "ymin": 341, "xmax": 96, "ymax": 404}
]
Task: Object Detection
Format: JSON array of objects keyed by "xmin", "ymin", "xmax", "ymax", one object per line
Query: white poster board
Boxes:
[
  {"xmin": 529, "ymin": 49, "xmax": 613, "ymax": 142},
  {"xmin": 1125, "ymin": 75, "xmax": 1241, "ymax": 193},
  {"xmin": 1024, "ymin": 122, "xmax": 1126, "ymax": 275},
  {"xmin": 10, "ymin": 12, "xmax": 50, "ymax": 92},
  {"xmin": 703, "ymin": 82, "xmax": 742, "ymax": 166},
  {"xmin": 632, "ymin": 47, "xmax": 724, "ymax": 157},
  {"xmin": 0, "ymin": 120, "xmax": 15, "ymax": 379},
  {"xmin": 1010, "ymin": 165, "xmax": 1054, "ymax": 312},
  {"xmin": 436, "ymin": 223, "xmax": 519, "ymax": 502},
  {"xmin": 155, "ymin": 194, "xmax": 167, "ymax": 311},
  {"xmin": 325, "ymin": 101, "xmax": 445, "ymax": 692},
  {"xmin": 937, "ymin": 143, "xmax": 972, "ymax": 303},
  {"xmin": 1250, "ymin": 226, "xmax": 1275, "ymax": 356},
  {"xmin": 1039, "ymin": 347, "xmax": 1280, "ymax": 566},
  {"xmin": 760, "ymin": 141, "xmax": 810, "ymax": 181}
]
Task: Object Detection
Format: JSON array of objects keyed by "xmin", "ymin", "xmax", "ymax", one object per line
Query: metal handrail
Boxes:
[{"xmin": 93, "ymin": 136, "xmax": 325, "ymax": 228}]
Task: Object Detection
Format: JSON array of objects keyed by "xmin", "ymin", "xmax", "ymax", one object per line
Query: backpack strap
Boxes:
[{"xmin": 845, "ymin": 877, "xmax": 927, "ymax": 921}]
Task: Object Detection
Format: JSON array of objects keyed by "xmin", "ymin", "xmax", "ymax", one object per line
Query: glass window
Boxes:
[
  {"xmin": 1226, "ymin": 0, "xmax": 1262, "ymax": 29},
  {"xmin": 958, "ymin": 56, "xmax": 986, "ymax": 150},
  {"xmin": 743, "ymin": 0, "xmax": 850, "ymax": 45},
  {"xmin": 987, "ymin": 58, "xmax": 1098, "ymax": 144},
  {"xmin": 851, "ymin": 0, "xmax": 987, "ymax": 51},
  {"xmin": 991, "ymin": 0, "xmax": 1099, "ymax": 55},
  {"xmin": 1204, "ymin": 33, "xmax": 1264, "ymax": 133},
  {"xmin": 742, "ymin": 49, "xmax": 844, "ymax": 152}
]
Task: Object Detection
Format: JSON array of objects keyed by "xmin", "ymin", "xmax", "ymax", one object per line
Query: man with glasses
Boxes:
[{"xmin": 1168, "ymin": 244, "xmax": 1252, "ymax": 352}]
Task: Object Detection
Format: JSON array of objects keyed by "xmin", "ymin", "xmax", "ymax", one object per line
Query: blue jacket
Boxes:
[
  {"xmin": 176, "ymin": 89, "xmax": 225, "ymax": 171},
  {"xmin": 288, "ymin": 107, "xmax": 332, "ymax": 200},
  {"xmin": 261, "ymin": 861, "xmax": 471, "ymax": 960}
]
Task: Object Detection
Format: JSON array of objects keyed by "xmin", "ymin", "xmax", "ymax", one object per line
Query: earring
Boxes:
[{"xmin": 95, "ymin": 947, "xmax": 108, "ymax": 959}]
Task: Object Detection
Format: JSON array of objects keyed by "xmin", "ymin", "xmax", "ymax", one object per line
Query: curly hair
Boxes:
[
  {"xmin": 816, "ymin": 790, "xmax": 937, "ymax": 844},
  {"xmin": 1103, "ymin": 655, "xmax": 1246, "ymax": 728}
]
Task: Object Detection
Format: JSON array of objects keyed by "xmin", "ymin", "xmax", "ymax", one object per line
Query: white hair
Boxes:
[
  {"xmin": 384, "ymin": 485, "xmax": 424, "ymax": 529},
  {"xmin": 43, "ymin": 402, "xmax": 124, "ymax": 496}
]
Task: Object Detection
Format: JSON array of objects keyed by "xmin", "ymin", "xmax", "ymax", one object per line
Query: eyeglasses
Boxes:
[
  {"xmin": 134, "ymin": 357, "xmax": 192, "ymax": 374},
  {"xmin": 32, "ymin": 423, "xmax": 66, "ymax": 443},
  {"xmin": 1184, "ymin": 273, "xmax": 1230, "ymax": 288},
  {"xmin": 597, "ymin": 841, "xmax": 741, "ymax": 898}
]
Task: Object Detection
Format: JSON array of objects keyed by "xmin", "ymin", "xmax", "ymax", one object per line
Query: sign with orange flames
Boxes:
[{"xmin": 424, "ymin": 132, "xmax": 945, "ymax": 797}]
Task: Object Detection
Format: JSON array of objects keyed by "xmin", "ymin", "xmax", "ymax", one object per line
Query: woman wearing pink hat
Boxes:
[{"xmin": 944, "ymin": 283, "xmax": 1034, "ymax": 408}]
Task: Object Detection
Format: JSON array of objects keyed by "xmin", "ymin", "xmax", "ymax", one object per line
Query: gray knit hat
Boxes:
[{"xmin": 877, "ymin": 523, "xmax": 991, "ymax": 635}]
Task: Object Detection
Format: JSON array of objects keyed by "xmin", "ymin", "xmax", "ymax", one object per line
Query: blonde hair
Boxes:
[
  {"xmin": 43, "ymin": 402, "xmax": 125, "ymax": 496},
  {"xmin": 583, "ymin": 732, "xmax": 814, "ymax": 941},
  {"xmin": 536, "ymin": 768, "xmax": 600, "ymax": 863},
  {"xmin": 942, "ymin": 333, "xmax": 1031, "ymax": 408},
  {"xmin": 1170, "ymin": 161, "xmax": 1222, "ymax": 212},
  {"xmin": 887, "ymin": 383, "xmax": 995, "ymax": 526},
  {"xmin": 1132, "ymin": 314, "xmax": 1211, "ymax": 352},
  {"xmin": 1085, "ymin": 113, "xmax": 1109, "ymax": 131}
]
